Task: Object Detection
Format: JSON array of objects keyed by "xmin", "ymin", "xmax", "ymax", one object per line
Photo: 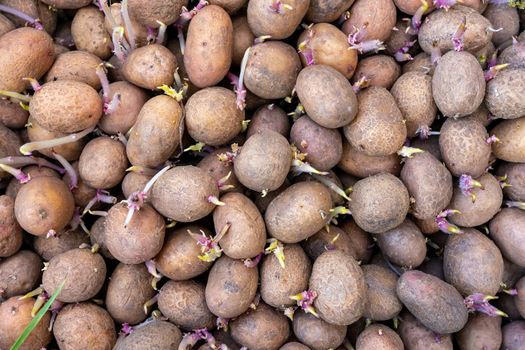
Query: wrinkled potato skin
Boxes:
[
  {"xmin": 362, "ymin": 264, "xmax": 402, "ymax": 321},
  {"xmin": 338, "ymin": 140, "xmax": 401, "ymax": 178},
  {"xmin": 376, "ymin": 219, "xmax": 427, "ymax": 268},
  {"xmin": 489, "ymin": 208, "xmax": 525, "ymax": 267},
  {"xmin": 248, "ymin": 0, "xmax": 310, "ymax": 39},
  {"xmin": 71, "ymin": 6, "xmax": 112, "ymax": 59},
  {"xmin": 456, "ymin": 314, "xmax": 502, "ymax": 350},
  {"xmin": 485, "ymin": 68, "xmax": 525, "ymax": 120},
  {"xmin": 293, "ymin": 310, "xmax": 347, "ymax": 350},
  {"xmin": 398, "ymin": 311, "xmax": 454, "ymax": 350},
  {"xmin": 128, "ymin": 0, "xmax": 187, "ymax": 28},
  {"xmin": 122, "ymin": 44, "xmax": 177, "ymax": 90},
  {"xmin": 342, "ymin": 0, "xmax": 397, "ymax": 41},
  {"xmin": 33, "ymin": 228, "xmax": 89, "ymax": 261},
  {"xmin": 45, "ymin": 51, "xmax": 102, "ymax": 89},
  {"xmin": 247, "ymin": 104, "xmax": 290, "ymax": 138},
  {"xmin": 496, "ymin": 162, "xmax": 525, "ymax": 201},
  {"xmin": 490, "ymin": 117, "xmax": 525, "ymax": 162},
  {"xmin": 306, "ymin": 0, "xmax": 354, "ymax": 22},
  {"xmin": 351, "ymin": 55, "xmax": 401, "ymax": 89},
  {"xmin": 302, "ymin": 225, "xmax": 356, "ymax": 260},
  {"xmin": 114, "ymin": 320, "xmax": 182, "ymax": 350},
  {"xmin": 0, "ymin": 195, "xmax": 23, "ymax": 257},
  {"xmin": 0, "ymin": 27, "xmax": 55, "ymax": 93},
  {"xmin": 185, "ymin": 5, "xmax": 233, "ymax": 88},
  {"xmin": 356, "ymin": 324, "xmax": 404, "ymax": 350},
  {"xmin": 0, "ymin": 250, "xmax": 41, "ymax": 298}
]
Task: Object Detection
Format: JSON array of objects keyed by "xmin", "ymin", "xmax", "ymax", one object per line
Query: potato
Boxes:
[
  {"xmin": 397, "ymin": 270, "xmax": 468, "ymax": 334},
  {"xmin": 502, "ymin": 257, "xmax": 525, "ymax": 291},
  {"xmin": 106, "ymin": 263, "xmax": 155, "ymax": 325},
  {"xmin": 385, "ymin": 19, "xmax": 418, "ymax": 55},
  {"xmin": 400, "ymin": 152, "xmax": 453, "ymax": 220},
  {"xmin": 342, "ymin": 0, "xmax": 396, "ymax": 41},
  {"xmin": 403, "ymin": 52, "xmax": 434, "ymax": 75},
  {"xmin": 470, "ymin": 41, "xmax": 496, "ymax": 69},
  {"xmin": 499, "ymin": 41, "xmax": 525, "ymax": 69},
  {"xmin": 0, "ymin": 250, "xmax": 41, "ymax": 299},
  {"xmin": 246, "ymin": 104, "xmax": 290, "ymax": 138},
  {"xmin": 126, "ymin": 95, "xmax": 182, "ymax": 168},
  {"xmin": 339, "ymin": 219, "xmax": 373, "ymax": 262},
  {"xmin": 447, "ymin": 173, "xmax": 503, "ymax": 227},
  {"xmin": 234, "ymin": 130, "xmax": 291, "ymax": 192},
  {"xmin": 356, "ymin": 324, "xmax": 403, "ymax": 350},
  {"xmin": 114, "ymin": 320, "xmax": 182, "ymax": 350},
  {"xmin": 209, "ymin": 0, "xmax": 247, "ymax": 14},
  {"xmin": 122, "ymin": 171, "xmax": 152, "ymax": 199},
  {"xmin": 502, "ymin": 321, "xmax": 525, "ymax": 350},
  {"xmin": 362, "ymin": 264, "xmax": 401, "ymax": 321},
  {"xmin": 349, "ymin": 173, "xmax": 410, "ymax": 234},
  {"xmin": 302, "ymin": 225, "xmax": 356, "ymax": 260},
  {"xmin": 0, "ymin": 297, "xmax": 52, "ymax": 350},
  {"xmin": 1, "ymin": 0, "xmax": 55, "ymax": 33},
  {"xmin": 151, "ymin": 166, "xmax": 218, "ymax": 222},
  {"xmin": 45, "ymin": 51, "xmax": 102, "ymax": 89},
  {"xmin": 40, "ymin": 0, "xmax": 92, "ymax": 9},
  {"xmin": 393, "ymin": 0, "xmax": 435, "ymax": 15},
  {"xmin": 456, "ymin": 314, "xmax": 502, "ymax": 350},
  {"xmin": 265, "ymin": 181, "xmax": 331, "ymax": 243},
  {"xmin": 297, "ymin": 170, "xmax": 347, "ymax": 205},
  {"xmin": 71, "ymin": 6, "xmax": 112, "ymax": 59},
  {"xmin": 63, "ymin": 162, "xmax": 96, "ymax": 207},
  {"xmin": 248, "ymin": 0, "xmax": 309, "ymax": 39},
  {"xmin": 5, "ymin": 165, "xmax": 60, "ymax": 200},
  {"xmin": 338, "ymin": 140, "xmax": 401, "ymax": 178},
  {"xmin": 490, "ymin": 117, "xmax": 525, "ymax": 162},
  {"xmin": 489, "ymin": 208, "xmax": 525, "ymax": 267},
  {"xmin": 292, "ymin": 310, "xmax": 347, "ymax": 350},
  {"xmin": 0, "ymin": 13, "xmax": 14, "ymax": 37},
  {"xmin": 0, "ymin": 195, "xmax": 22, "ymax": 257},
  {"xmin": 232, "ymin": 16, "xmax": 254, "ymax": 66},
  {"xmin": 432, "ymin": 51, "xmax": 485, "ymax": 117},
  {"xmin": 498, "ymin": 293, "xmax": 522, "ymax": 321},
  {"xmin": 485, "ymin": 68, "xmax": 525, "ymax": 120},
  {"xmin": 439, "ymin": 117, "xmax": 491, "ymax": 178},
  {"xmin": 89, "ymin": 217, "xmax": 114, "ymax": 259},
  {"xmin": 205, "ymin": 255, "xmax": 258, "ymax": 318},
  {"xmin": 496, "ymin": 162, "xmax": 525, "ymax": 201},
  {"xmin": 104, "ymin": 2, "xmax": 149, "ymax": 48},
  {"xmin": 296, "ymin": 64, "xmax": 358, "ymax": 128},
  {"xmin": 122, "ymin": 44, "xmax": 177, "ymax": 90},
  {"xmin": 462, "ymin": 102, "xmax": 491, "ymax": 127},
  {"xmin": 185, "ymin": 5, "xmax": 232, "ymax": 88},
  {"xmin": 297, "ymin": 23, "xmax": 358, "ymax": 79},
  {"xmin": 351, "ymin": 55, "xmax": 401, "ymax": 89},
  {"xmin": 98, "ymin": 81, "xmax": 149, "ymax": 135},
  {"xmin": 14, "ymin": 176, "xmax": 75, "ymax": 236},
  {"xmin": 198, "ymin": 147, "xmax": 241, "ymax": 193},
  {"xmin": 344, "ymin": 87, "xmax": 406, "ymax": 156},
  {"xmin": 0, "ymin": 96, "xmax": 28, "ymax": 129},
  {"xmin": 54, "ymin": 302, "xmax": 116, "ymax": 350},
  {"xmin": 105, "ymin": 202, "xmax": 165, "ymax": 264},
  {"xmin": 483, "ymin": 3, "xmax": 520, "ymax": 46},
  {"xmin": 398, "ymin": 311, "xmax": 454, "ymax": 350},
  {"xmin": 516, "ymin": 276, "xmax": 525, "ymax": 318},
  {"xmin": 33, "ymin": 228, "xmax": 89, "ymax": 261},
  {"xmin": 0, "ymin": 27, "xmax": 54, "ymax": 92},
  {"xmin": 280, "ymin": 343, "xmax": 310, "ymax": 350},
  {"xmin": 128, "ymin": 0, "xmax": 187, "ymax": 28},
  {"xmin": 29, "ymin": 80, "xmax": 103, "ymax": 133},
  {"xmin": 418, "ymin": 5, "xmax": 492, "ymax": 54},
  {"xmin": 155, "ymin": 225, "xmax": 213, "ymax": 280}
]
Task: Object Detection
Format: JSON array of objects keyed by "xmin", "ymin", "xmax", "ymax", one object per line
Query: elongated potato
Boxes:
[
  {"xmin": 489, "ymin": 208, "xmax": 525, "ymax": 267},
  {"xmin": 45, "ymin": 51, "xmax": 102, "ymax": 89},
  {"xmin": 71, "ymin": 6, "xmax": 112, "ymax": 59},
  {"xmin": 362, "ymin": 264, "xmax": 402, "ymax": 321},
  {"xmin": 376, "ymin": 219, "xmax": 427, "ymax": 268},
  {"xmin": 342, "ymin": 0, "xmax": 397, "ymax": 42}
]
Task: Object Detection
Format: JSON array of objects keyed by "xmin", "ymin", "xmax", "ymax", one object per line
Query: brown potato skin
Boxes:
[
  {"xmin": 122, "ymin": 44, "xmax": 177, "ymax": 90},
  {"xmin": 302, "ymin": 225, "xmax": 356, "ymax": 261},
  {"xmin": 0, "ymin": 250, "xmax": 41, "ymax": 299},
  {"xmin": 483, "ymin": 4, "xmax": 520, "ymax": 46},
  {"xmin": 247, "ymin": 104, "xmax": 291, "ymax": 138},
  {"xmin": 394, "ymin": 0, "xmax": 435, "ymax": 15},
  {"xmin": 155, "ymin": 225, "xmax": 213, "ymax": 280},
  {"xmin": 89, "ymin": 217, "xmax": 114, "ymax": 260},
  {"xmin": 261, "ymin": 244, "xmax": 312, "ymax": 308},
  {"xmin": 248, "ymin": 0, "xmax": 310, "ymax": 39},
  {"xmin": 0, "ymin": 13, "xmax": 14, "ymax": 37},
  {"xmin": 54, "ymin": 302, "xmax": 116, "ymax": 350},
  {"xmin": 205, "ymin": 255, "xmax": 258, "ymax": 318},
  {"xmin": 339, "ymin": 220, "xmax": 373, "ymax": 262},
  {"xmin": 362, "ymin": 264, "xmax": 401, "ymax": 321},
  {"xmin": 403, "ymin": 52, "xmax": 434, "ymax": 75},
  {"xmin": 0, "ymin": 27, "xmax": 55, "ymax": 92},
  {"xmin": 33, "ymin": 228, "xmax": 89, "ymax": 261},
  {"xmin": 356, "ymin": 324, "xmax": 403, "ymax": 350},
  {"xmin": 342, "ymin": 0, "xmax": 397, "ymax": 42},
  {"xmin": 265, "ymin": 181, "xmax": 332, "ymax": 243},
  {"xmin": 209, "ymin": 0, "xmax": 247, "ymax": 14},
  {"xmin": 121, "ymin": 172, "xmax": 152, "ymax": 200},
  {"xmin": 185, "ymin": 5, "xmax": 233, "ymax": 88},
  {"xmin": 338, "ymin": 140, "xmax": 401, "ymax": 178},
  {"xmin": 29, "ymin": 80, "xmax": 103, "ymax": 134},
  {"xmin": 456, "ymin": 314, "xmax": 502, "ymax": 350},
  {"xmin": 0, "ymin": 97, "xmax": 28, "ymax": 129},
  {"xmin": 280, "ymin": 342, "xmax": 310, "ymax": 350},
  {"xmin": 499, "ymin": 41, "xmax": 525, "ymax": 69},
  {"xmin": 502, "ymin": 321, "xmax": 525, "ymax": 350},
  {"xmin": 410, "ymin": 136, "xmax": 442, "ymax": 161},
  {"xmin": 489, "ymin": 208, "xmax": 525, "ymax": 267},
  {"xmin": 485, "ymin": 68, "xmax": 525, "ymax": 120},
  {"xmin": 114, "ymin": 320, "xmax": 182, "ymax": 350},
  {"xmin": 490, "ymin": 117, "xmax": 525, "ymax": 163},
  {"xmin": 397, "ymin": 270, "xmax": 468, "ymax": 334},
  {"xmin": 0, "ymin": 125, "xmax": 20, "ymax": 177},
  {"xmin": 63, "ymin": 162, "xmax": 96, "ymax": 207},
  {"xmin": 232, "ymin": 16, "xmax": 254, "ymax": 66},
  {"xmin": 198, "ymin": 147, "xmax": 241, "ymax": 194},
  {"xmin": 0, "ymin": 195, "xmax": 23, "ymax": 257},
  {"xmin": 296, "ymin": 64, "xmax": 358, "ymax": 129},
  {"xmin": 305, "ymin": 0, "xmax": 353, "ymax": 22},
  {"xmin": 106, "ymin": 263, "xmax": 155, "ymax": 325},
  {"xmin": 398, "ymin": 311, "xmax": 454, "ymax": 350},
  {"xmin": 45, "ymin": 51, "xmax": 102, "ymax": 89},
  {"xmin": 40, "ymin": 0, "xmax": 92, "ymax": 9},
  {"xmin": 497, "ymin": 162, "xmax": 525, "ymax": 201},
  {"xmin": 6, "ymin": 166, "xmax": 60, "ymax": 200},
  {"xmin": 71, "ymin": 6, "xmax": 112, "ymax": 59},
  {"xmin": 128, "ymin": 0, "xmax": 187, "ymax": 28},
  {"xmin": 292, "ymin": 310, "xmax": 347, "ymax": 350},
  {"xmin": 352, "ymin": 55, "xmax": 401, "ymax": 89}
]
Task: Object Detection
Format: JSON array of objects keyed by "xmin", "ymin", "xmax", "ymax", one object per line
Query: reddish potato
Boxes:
[
  {"xmin": 338, "ymin": 140, "xmax": 402, "ymax": 178},
  {"xmin": 456, "ymin": 314, "xmax": 502, "ymax": 350},
  {"xmin": 398, "ymin": 311, "xmax": 454, "ymax": 350},
  {"xmin": 502, "ymin": 321, "xmax": 525, "ymax": 350}
]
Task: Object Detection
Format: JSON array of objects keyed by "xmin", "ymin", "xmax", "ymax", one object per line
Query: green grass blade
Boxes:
[{"xmin": 10, "ymin": 281, "xmax": 65, "ymax": 350}]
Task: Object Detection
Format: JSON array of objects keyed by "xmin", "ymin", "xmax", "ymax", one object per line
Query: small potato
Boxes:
[
  {"xmin": 356, "ymin": 324, "xmax": 403, "ymax": 350},
  {"xmin": 403, "ymin": 52, "xmax": 434, "ymax": 75},
  {"xmin": 485, "ymin": 68, "xmax": 525, "ymax": 120},
  {"xmin": 244, "ymin": 41, "xmax": 302, "ymax": 99},
  {"xmin": 448, "ymin": 173, "xmax": 503, "ymax": 227},
  {"xmin": 261, "ymin": 244, "xmax": 311, "ymax": 308},
  {"xmin": 33, "ymin": 228, "xmax": 89, "ymax": 261},
  {"xmin": 151, "ymin": 166, "xmax": 219, "ymax": 222},
  {"xmin": 339, "ymin": 220, "xmax": 373, "ymax": 262},
  {"xmin": 14, "ymin": 176, "xmax": 75, "ymax": 237},
  {"xmin": 0, "ymin": 97, "xmax": 28, "ymax": 129},
  {"xmin": 128, "ymin": 0, "xmax": 187, "ymax": 28},
  {"xmin": 198, "ymin": 146, "xmax": 241, "ymax": 193},
  {"xmin": 106, "ymin": 263, "xmax": 155, "ymax": 325},
  {"xmin": 398, "ymin": 311, "xmax": 454, "ymax": 350},
  {"xmin": 293, "ymin": 310, "xmax": 347, "ymax": 350},
  {"xmin": 362, "ymin": 264, "xmax": 401, "ymax": 321},
  {"xmin": 40, "ymin": 0, "xmax": 92, "ymax": 9},
  {"xmin": 209, "ymin": 0, "xmax": 247, "ymax": 14},
  {"xmin": 158, "ymin": 280, "xmax": 215, "ymax": 331},
  {"xmin": 89, "ymin": 217, "xmax": 114, "ymax": 259},
  {"xmin": 122, "ymin": 44, "xmax": 177, "ymax": 90},
  {"xmin": 302, "ymin": 225, "xmax": 356, "ymax": 260},
  {"xmin": 400, "ymin": 152, "xmax": 453, "ymax": 220},
  {"xmin": 496, "ymin": 162, "xmax": 525, "ymax": 201},
  {"xmin": 246, "ymin": 104, "xmax": 291, "ymax": 138},
  {"xmin": 64, "ymin": 162, "xmax": 96, "ymax": 208},
  {"xmin": 0, "ymin": 250, "xmax": 41, "ymax": 299},
  {"xmin": 432, "ymin": 51, "xmax": 485, "ymax": 117},
  {"xmin": 349, "ymin": 173, "xmax": 410, "ymax": 234},
  {"xmin": 296, "ymin": 64, "xmax": 358, "ymax": 128},
  {"xmin": 280, "ymin": 343, "xmax": 310, "ymax": 350},
  {"xmin": 205, "ymin": 255, "xmax": 258, "ymax": 318},
  {"xmin": 29, "ymin": 80, "xmax": 103, "ymax": 133},
  {"xmin": 0, "ymin": 27, "xmax": 54, "ymax": 92},
  {"xmin": 490, "ymin": 117, "xmax": 525, "ymax": 162},
  {"xmin": 248, "ymin": 0, "xmax": 309, "ymax": 39},
  {"xmin": 155, "ymin": 225, "xmax": 213, "ymax": 280},
  {"xmin": 0, "ymin": 195, "xmax": 22, "ymax": 257},
  {"xmin": 338, "ymin": 140, "xmax": 401, "ymax": 178},
  {"xmin": 265, "ymin": 181, "xmax": 332, "ymax": 243},
  {"xmin": 105, "ymin": 202, "xmax": 165, "ymax": 264},
  {"xmin": 54, "ymin": 302, "xmax": 116, "ymax": 350},
  {"xmin": 393, "ymin": 0, "xmax": 435, "ymax": 15},
  {"xmin": 232, "ymin": 16, "xmax": 254, "ymax": 66},
  {"xmin": 185, "ymin": 5, "xmax": 233, "ymax": 88},
  {"xmin": 114, "ymin": 320, "xmax": 182, "ymax": 350},
  {"xmin": 45, "ymin": 51, "xmax": 102, "ymax": 89},
  {"xmin": 489, "ymin": 208, "xmax": 525, "ymax": 267},
  {"xmin": 456, "ymin": 314, "xmax": 502, "ymax": 350},
  {"xmin": 499, "ymin": 41, "xmax": 525, "ymax": 69},
  {"xmin": 483, "ymin": 4, "xmax": 520, "ymax": 46},
  {"xmin": 342, "ymin": 0, "xmax": 397, "ymax": 42},
  {"xmin": 351, "ymin": 55, "xmax": 401, "ymax": 89},
  {"xmin": 385, "ymin": 19, "xmax": 419, "ymax": 56},
  {"xmin": 122, "ymin": 171, "xmax": 152, "ymax": 199},
  {"xmin": 71, "ymin": 6, "xmax": 112, "ymax": 59},
  {"xmin": 397, "ymin": 270, "xmax": 468, "ymax": 334},
  {"xmin": 502, "ymin": 321, "xmax": 525, "ymax": 350}
]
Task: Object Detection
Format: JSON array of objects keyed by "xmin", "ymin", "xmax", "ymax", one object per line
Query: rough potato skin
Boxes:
[
  {"xmin": 362, "ymin": 265, "xmax": 401, "ymax": 321},
  {"xmin": 438, "ymin": 117, "xmax": 491, "ymax": 178},
  {"xmin": 398, "ymin": 311, "xmax": 453, "ymax": 350},
  {"xmin": 306, "ymin": 0, "xmax": 354, "ymax": 22},
  {"xmin": 0, "ymin": 27, "xmax": 54, "ymax": 92},
  {"xmin": 89, "ymin": 217, "xmax": 114, "ymax": 260},
  {"xmin": 128, "ymin": 0, "xmax": 187, "ymax": 27},
  {"xmin": 394, "ymin": 0, "xmax": 435, "ymax": 15},
  {"xmin": 106, "ymin": 263, "xmax": 155, "ymax": 325},
  {"xmin": 302, "ymin": 225, "xmax": 356, "ymax": 260},
  {"xmin": 502, "ymin": 321, "xmax": 525, "ymax": 350},
  {"xmin": 0, "ymin": 195, "xmax": 23, "ymax": 257},
  {"xmin": 29, "ymin": 80, "xmax": 103, "ymax": 133},
  {"xmin": 205, "ymin": 255, "xmax": 258, "ymax": 318},
  {"xmin": 158, "ymin": 280, "xmax": 215, "ymax": 331},
  {"xmin": 496, "ymin": 162, "xmax": 525, "ymax": 201},
  {"xmin": 121, "ymin": 172, "xmax": 152, "ymax": 200},
  {"xmin": 122, "ymin": 44, "xmax": 177, "ymax": 90},
  {"xmin": 6, "ymin": 166, "xmax": 60, "ymax": 200},
  {"xmin": 261, "ymin": 244, "xmax": 312, "ymax": 308},
  {"xmin": 151, "ymin": 166, "xmax": 218, "ymax": 222},
  {"xmin": 244, "ymin": 41, "xmax": 302, "ymax": 99},
  {"xmin": 338, "ymin": 140, "xmax": 401, "ymax": 178},
  {"xmin": 292, "ymin": 310, "xmax": 347, "ymax": 350},
  {"xmin": 349, "ymin": 173, "xmax": 410, "ymax": 234},
  {"xmin": 403, "ymin": 52, "xmax": 434, "ymax": 75},
  {"xmin": 71, "ymin": 6, "xmax": 112, "ymax": 59},
  {"xmin": 114, "ymin": 320, "xmax": 182, "ymax": 350},
  {"xmin": 54, "ymin": 303, "xmax": 116, "ymax": 350},
  {"xmin": 185, "ymin": 5, "xmax": 233, "ymax": 88},
  {"xmin": 296, "ymin": 64, "xmax": 358, "ymax": 128},
  {"xmin": 344, "ymin": 87, "xmax": 406, "ymax": 156},
  {"xmin": 40, "ymin": 0, "xmax": 92, "ymax": 8},
  {"xmin": 397, "ymin": 270, "xmax": 468, "ymax": 334},
  {"xmin": 351, "ymin": 55, "xmax": 401, "ymax": 89},
  {"xmin": 247, "ymin": 104, "xmax": 291, "ymax": 138},
  {"xmin": 0, "ymin": 250, "xmax": 41, "ymax": 298},
  {"xmin": 33, "ymin": 228, "xmax": 89, "ymax": 261},
  {"xmin": 342, "ymin": 0, "xmax": 396, "ymax": 41},
  {"xmin": 231, "ymin": 303, "xmax": 290, "ymax": 350},
  {"xmin": 485, "ymin": 68, "xmax": 525, "ymax": 120},
  {"xmin": 489, "ymin": 208, "xmax": 525, "ymax": 267},
  {"xmin": 356, "ymin": 324, "xmax": 403, "ymax": 350},
  {"xmin": 376, "ymin": 219, "xmax": 427, "ymax": 268},
  {"xmin": 231, "ymin": 16, "xmax": 254, "ymax": 66},
  {"xmin": 456, "ymin": 314, "xmax": 502, "ymax": 350},
  {"xmin": 248, "ymin": 0, "xmax": 310, "ymax": 39},
  {"xmin": 490, "ymin": 117, "xmax": 525, "ymax": 162},
  {"xmin": 432, "ymin": 51, "xmax": 485, "ymax": 117},
  {"xmin": 401, "ymin": 152, "xmax": 452, "ymax": 220},
  {"xmin": 265, "ymin": 181, "xmax": 332, "ymax": 243}
]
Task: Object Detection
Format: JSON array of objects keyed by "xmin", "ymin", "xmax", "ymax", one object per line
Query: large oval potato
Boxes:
[
  {"xmin": 128, "ymin": 0, "xmax": 187, "ymax": 28},
  {"xmin": 342, "ymin": 0, "xmax": 397, "ymax": 42},
  {"xmin": 248, "ymin": 0, "xmax": 310, "ymax": 39},
  {"xmin": 483, "ymin": 3, "xmax": 520, "ymax": 46},
  {"xmin": 490, "ymin": 117, "xmax": 525, "ymax": 163},
  {"xmin": 113, "ymin": 320, "xmax": 181, "ymax": 350},
  {"xmin": 485, "ymin": 68, "xmax": 525, "ymax": 120},
  {"xmin": 71, "ymin": 6, "xmax": 112, "ymax": 59},
  {"xmin": 489, "ymin": 208, "xmax": 525, "ymax": 267},
  {"xmin": 362, "ymin": 264, "xmax": 402, "ymax": 321}
]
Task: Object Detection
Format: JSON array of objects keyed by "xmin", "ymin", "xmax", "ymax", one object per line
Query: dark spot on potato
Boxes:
[{"xmin": 224, "ymin": 280, "xmax": 240, "ymax": 293}]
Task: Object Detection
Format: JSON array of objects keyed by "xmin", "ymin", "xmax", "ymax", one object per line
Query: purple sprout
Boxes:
[
  {"xmin": 96, "ymin": 63, "xmax": 121, "ymax": 114},
  {"xmin": 243, "ymin": 253, "xmax": 263, "ymax": 268},
  {"xmin": 145, "ymin": 260, "xmax": 163, "ymax": 290},
  {"xmin": 268, "ymin": 0, "xmax": 293, "ymax": 14},
  {"xmin": 486, "ymin": 135, "xmax": 501, "ymax": 144},
  {"xmin": 216, "ymin": 317, "xmax": 229, "ymax": 331},
  {"xmin": 53, "ymin": 153, "xmax": 77, "ymax": 190},
  {"xmin": 179, "ymin": 328, "xmax": 218, "ymax": 350},
  {"xmin": 458, "ymin": 174, "xmax": 484, "ymax": 202},
  {"xmin": 0, "ymin": 4, "xmax": 43, "ymax": 30},
  {"xmin": 120, "ymin": 323, "xmax": 134, "ymax": 336},
  {"xmin": 0, "ymin": 163, "xmax": 31, "ymax": 184},
  {"xmin": 352, "ymin": 76, "xmax": 370, "ymax": 93},
  {"xmin": 19, "ymin": 126, "xmax": 95, "ymax": 156},
  {"xmin": 464, "ymin": 293, "xmax": 508, "ymax": 317},
  {"xmin": 433, "ymin": 0, "xmax": 457, "ymax": 10},
  {"xmin": 394, "ymin": 40, "xmax": 417, "ymax": 62},
  {"xmin": 227, "ymin": 44, "xmax": 251, "ymax": 110},
  {"xmin": 22, "ymin": 78, "xmax": 42, "ymax": 92},
  {"xmin": 435, "ymin": 209, "xmax": 464, "ymax": 234},
  {"xmin": 452, "ymin": 17, "xmax": 467, "ymax": 52},
  {"xmin": 120, "ymin": 0, "xmax": 136, "ymax": 49},
  {"xmin": 83, "ymin": 189, "xmax": 117, "ymax": 216},
  {"xmin": 289, "ymin": 290, "xmax": 319, "ymax": 317},
  {"xmin": 174, "ymin": 0, "xmax": 209, "ymax": 54},
  {"xmin": 350, "ymin": 39, "xmax": 385, "ymax": 54},
  {"xmin": 409, "ymin": 0, "xmax": 430, "ymax": 34},
  {"xmin": 188, "ymin": 223, "xmax": 231, "ymax": 263},
  {"xmin": 416, "ymin": 125, "xmax": 440, "ymax": 139},
  {"xmin": 298, "ymin": 28, "xmax": 315, "ymax": 66},
  {"xmin": 484, "ymin": 63, "xmax": 509, "ymax": 81},
  {"xmin": 0, "ymin": 156, "xmax": 65, "ymax": 174},
  {"xmin": 505, "ymin": 201, "xmax": 525, "ymax": 210}
]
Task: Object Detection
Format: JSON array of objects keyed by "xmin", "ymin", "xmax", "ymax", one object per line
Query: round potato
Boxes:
[
  {"xmin": 499, "ymin": 40, "xmax": 525, "ymax": 69},
  {"xmin": 5, "ymin": 165, "xmax": 60, "ymax": 200},
  {"xmin": 45, "ymin": 51, "xmax": 102, "ymax": 89},
  {"xmin": 63, "ymin": 162, "xmax": 96, "ymax": 208},
  {"xmin": 247, "ymin": 104, "xmax": 290, "ymax": 138},
  {"xmin": 483, "ymin": 3, "xmax": 520, "ymax": 46},
  {"xmin": 122, "ymin": 44, "xmax": 177, "ymax": 90},
  {"xmin": 490, "ymin": 117, "xmax": 525, "ymax": 163},
  {"xmin": 292, "ymin": 310, "xmax": 347, "ymax": 350},
  {"xmin": 398, "ymin": 311, "xmax": 454, "ymax": 350},
  {"xmin": 489, "ymin": 208, "xmax": 525, "ymax": 267},
  {"xmin": 376, "ymin": 219, "xmax": 427, "ymax": 268},
  {"xmin": 356, "ymin": 324, "xmax": 403, "ymax": 350},
  {"xmin": 248, "ymin": 0, "xmax": 310, "ymax": 39},
  {"xmin": 485, "ymin": 68, "xmax": 525, "ymax": 120},
  {"xmin": 33, "ymin": 228, "xmax": 89, "ymax": 261},
  {"xmin": 114, "ymin": 320, "xmax": 182, "ymax": 350},
  {"xmin": 0, "ymin": 250, "xmax": 41, "ymax": 299},
  {"xmin": 0, "ymin": 195, "xmax": 23, "ymax": 258},
  {"xmin": 342, "ymin": 0, "xmax": 397, "ymax": 42},
  {"xmin": 71, "ymin": 6, "xmax": 112, "ymax": 59},
  {"xmin": 362, "ymin": 264, "xmax": 402, "ymax": 321},
  {"xmin": 338, "ymin": 140, "xmax": 401, "ymax": 178},
  {"xmin": 302, "ymin": 225, "xmax": 356, "ymax": 261},
  {"xmin": 456, "ymin": 313, "xmax": 502, "ymax": 350},
  {"xmin": 351, "ymin": 55, "xmax": 401, "ymax": 89},
  {"xmin": 0, "ymin": 96, "xmax": 28, "ymax": 129}
]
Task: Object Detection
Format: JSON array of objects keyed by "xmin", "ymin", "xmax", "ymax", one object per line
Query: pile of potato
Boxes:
[{"xmin": 1, "ymin": 0, "xmax": 525, "ymax": 349}]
